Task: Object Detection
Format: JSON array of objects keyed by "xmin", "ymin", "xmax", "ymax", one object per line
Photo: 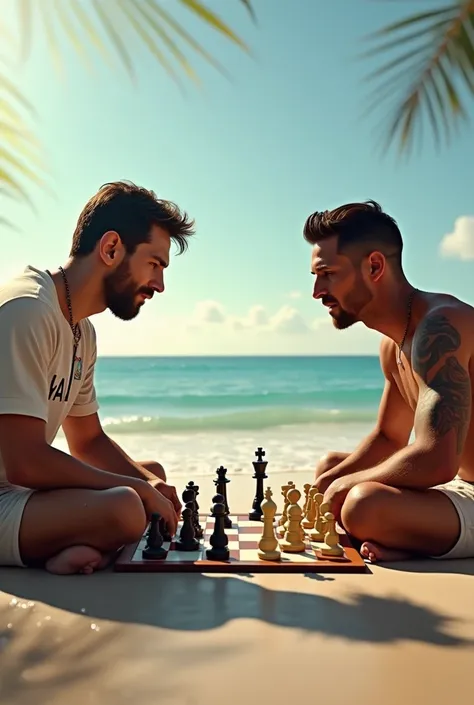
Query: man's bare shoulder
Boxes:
[
  {"xmin": 412, "ymin": 298, "xmax": 474, "ymax": 380},
  {"xmin": 379, "ymin": 337, "xmax": 398, "ymax": 375}
]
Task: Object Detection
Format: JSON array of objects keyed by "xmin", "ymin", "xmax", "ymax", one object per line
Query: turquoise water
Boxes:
[
  {"xmin": 53, "ymin": 355, "xmax": 382, "ymax": 476},
  {"xmin": 94, "ymin": 355, "xmax": 383, "ymax": 433}
]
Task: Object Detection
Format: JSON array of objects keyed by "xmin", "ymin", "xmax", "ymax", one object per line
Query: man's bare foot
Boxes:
[
  {"xmin": 45, "ymin": 546, "xmax": 107, "ymax": 575},
  {"xmin": 360, "ymin": 541, "xmax": 413, "ymax": 563}
]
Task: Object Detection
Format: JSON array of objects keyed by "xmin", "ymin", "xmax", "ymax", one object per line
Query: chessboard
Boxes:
[
  {"xmin": 114, "ymin": 447, "xmax": 368, "ymax": 574},
  {"xmin": 114, "ymin": 512, "xmax": 366, "ymax": 573}
]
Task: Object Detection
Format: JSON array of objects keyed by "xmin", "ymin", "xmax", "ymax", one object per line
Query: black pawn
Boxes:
[
  {"xmin": 175, "ymin": 505, "xmax": 200, "ymax": 551},
  {"xmin": 142, "ymin": 513, "xmax": 167, "ymax": 559},
  {"xmin": 206, "ymin": 494, "xmax": 229, "ymax": 561}
]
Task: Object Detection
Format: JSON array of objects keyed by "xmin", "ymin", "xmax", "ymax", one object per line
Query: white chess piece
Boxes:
[
  {"xmin": 258, "ymin": 487, "xmax": 281, "ymax": 561},
  {"xmin": 280, "ymin": 488, "xmax": 305, "ymax": 553},
  {"xmin": 320, "ymin": 512, "xmax": 344, "ymax": 557}
]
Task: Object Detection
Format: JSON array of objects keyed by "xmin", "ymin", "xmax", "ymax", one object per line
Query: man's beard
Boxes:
[
  {"xmin": 324, "ymin": 279, "xmax": 372, "ymax": 330},
  {"xmin": 103, "ymin": 258, "xmax": 154, "ymax": 320}
]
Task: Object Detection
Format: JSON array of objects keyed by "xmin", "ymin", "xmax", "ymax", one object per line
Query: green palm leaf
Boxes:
[
  {"xmin": 0, "ymin": 1, "xmax": 254, "ymax": 226},
  {"xmin": 0, "ymin": 61, "xmax": 46, "ymax": 228},
  {"xmin": 362, "ymin": 0, "xmax": 474, "ymax": 155}
]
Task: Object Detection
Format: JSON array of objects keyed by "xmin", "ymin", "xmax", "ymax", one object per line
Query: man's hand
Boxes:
[
  {"xmin": 322, "ymin": 476, "xmax": 353, "ymax": 521},
  {"xmin": 153, "ymin": 478, "xmax": 182, "ymax": 516},
  {"xmin": 313, "ymin": 470, "xmax": 340, "ymax": 496},
  {"xmin": 135, "ymin": 481, "xmax": 179, "ymax": 536}
]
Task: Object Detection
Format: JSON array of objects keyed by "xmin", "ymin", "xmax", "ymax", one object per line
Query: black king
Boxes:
[{"xmin": 248, "ymin": 447, "xmax": 267, "ymax": 521}]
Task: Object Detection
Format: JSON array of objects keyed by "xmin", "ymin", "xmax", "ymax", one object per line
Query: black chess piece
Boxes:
[
  {"xmin": 159, "ymin": 516, "xmax": 172, "ymax": 542},
  {"xmin": 176, "ymin": 505, "xmax": 200, "ymax": 551},
  {"xmin": 249, "ymin": 446, "xmax": 268, "ymax": 521},
  {"xmin": 214, "ymin": 465, "xmax": 232, "ymax": 528},
  {"xmin": 142, "ymin": 513, "xmax": 167, "ymax": 559},
  {"xmin": 183, "ymin": 487, "xmax": 203, "ymax": 539},
  {"xmin": 206, "ymin": 494, "xmax": 229, "ymax": 561}
]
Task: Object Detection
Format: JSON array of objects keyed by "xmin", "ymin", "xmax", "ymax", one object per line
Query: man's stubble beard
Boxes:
[{"xmin": 103, "ymin": 257, "xmax": 151, "ymax": 321}]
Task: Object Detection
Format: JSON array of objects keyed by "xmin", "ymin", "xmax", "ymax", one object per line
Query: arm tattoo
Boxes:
[{"xmin": 413, "ymin": 314, "xmax": 471, "ymax": 454}]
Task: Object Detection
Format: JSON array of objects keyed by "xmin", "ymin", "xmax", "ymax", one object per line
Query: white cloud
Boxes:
[
  {"xmin": 268, "ymin": 305, "xmax": 309, "ymax": 334},
  {"xmin": 193, "ymin": 300, "xmax": 226, "ymax": 324},
  {"xmin": 189, "ymin": 300, "xmax": 309, "ymax": 334},
  {"xmin": 288, "ymin": 290, "xmax": 302, "ymax": 299},
  {"xmin": 439, "ymin": 216, "xmax": 474, "ymax": 260}
]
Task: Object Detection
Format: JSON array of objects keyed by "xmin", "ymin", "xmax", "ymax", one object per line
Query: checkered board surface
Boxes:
[{"xmin": 114, "ymin": 514, "xmax": 367, "ymax": 573}]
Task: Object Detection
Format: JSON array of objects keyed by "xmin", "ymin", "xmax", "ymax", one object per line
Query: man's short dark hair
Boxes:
[
  {"xmin": 70, "ymin": 180, "xmax": 195, "ymax": 257},
  {"xmin": 303, "ymin": 200, "xmax": 403, "ymax": 267}
]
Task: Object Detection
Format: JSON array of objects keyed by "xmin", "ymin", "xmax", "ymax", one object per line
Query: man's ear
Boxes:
[
  {"xmin": 98, "ymin": 231, "xmax": 123, "ymax": 267},
  {"xmin": 367, "ymin": 251, "xmax": 385, "ymax": 282}
]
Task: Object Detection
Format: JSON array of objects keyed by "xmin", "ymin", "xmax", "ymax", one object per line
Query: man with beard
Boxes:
[
  {"xmin": 306, "ymin": 200, "xmax": 474, "ymax": 563},
  {"xmin": 0, "ymin": 181, "xmax": 194, "ymax": 574}
]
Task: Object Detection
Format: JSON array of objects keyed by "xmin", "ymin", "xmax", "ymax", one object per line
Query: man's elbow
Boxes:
[
  {"xmin": 3, "ymin": 447, "xmax": 48, "ymax": 488},
  {"xmin": 5, "ymin": 461, "xmax": 31, "ymax": 487},
  {"xmin": 428, "ymin": 454, "xmax": 459, "ymax": 487}
]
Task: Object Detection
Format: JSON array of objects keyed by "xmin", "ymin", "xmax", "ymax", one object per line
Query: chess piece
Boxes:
[
  {"xmin": 320, "ymin": 512, "xmax": 344, "ymax": 556},
  {"xmin": 214, "ymin": 465, "xmax": 232, "ymax": 528},
  {"xmin": 183, "ymin": 487, "xmax": 202, "ymax": 539},
  {"xmin": 302, "ymin": 483, "xmax": 311, "ymax": 516},
  {"xmin": 279, "ymin": 488, "xmax": 305, "ymax": 553},
  {"xmin": 258, "ymin": 487, "xmax": 281, "ymax": 561},
  {"xmin": 249, "ymin": 447, "xmax": 268, "ymax": 521},
  {"xmin": 206, "ymin": 494, "xmax": 230, "ymax": 561},
  {"xmin": 186, "ymin": 482, "xmax": 203, "ymax": 537},
  {"xmin": 302, "ymin": 486, "xmax": 317, "ymax": 529},
  {"xmin": 175, "ymin": 505, "xmax": 200, "ymax": 551},
  {"xmin": 277, "ymin": 481, "xmax": 294, "ymax": 537},
  {"xmin": 142, "ymin": 513, "xmax": 167, "ymax": 559},
  {"xmin": 159, "ymin": 516, "xmax": 172, "ymax": 542},
  {"xmin": 309, "ymin": 495, "xmax": 328, "ymax": 541}
]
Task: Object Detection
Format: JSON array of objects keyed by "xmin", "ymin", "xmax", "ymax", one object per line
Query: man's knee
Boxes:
[
  {"xmin": 340, "ymin": 481, "xmax": 387, "ymax": 538},
  {"xmin": 138, "ymin": 460, "xmax": 166, "ymax": 481},
  {"xmin": 314, "ymin": 451, "xmax": 348, "ymax": 481},
  {"xmin": 102, "ymin": 487, "xmax": 147, "ymax": 544}
]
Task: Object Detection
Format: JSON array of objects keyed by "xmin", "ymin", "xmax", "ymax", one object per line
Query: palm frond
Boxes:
[
  {"xmin": 14, "ymin": 0, "xmax": 252, "ymax": 83},
  {"xmin": 0, "ymin": 0, "xmax": 254, "ymax": 227},
  {"xmin": 0, "ymin": 66, "xmax": 45, "ymax": 217},
  {"xmin": 361, "ymin": 0, "xmax": 474, "ymax": 155}
]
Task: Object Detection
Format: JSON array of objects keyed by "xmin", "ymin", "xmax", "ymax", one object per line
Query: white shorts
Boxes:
[
  {"xmin": 433, "ymin": 476, "xmax": 474, "ymax": 559},
  {"xmin": 0, "ymin": 484, "xmax": 34, "ymax": 567}
]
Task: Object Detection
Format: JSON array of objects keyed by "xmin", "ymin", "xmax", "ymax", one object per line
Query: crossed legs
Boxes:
[
  {"xmin": 17, "ymin": 459, "xmax": 166, "ymax": 574},
  {"xmin": 314, "ymin": 452, "xmax": 461, "ymax": 562}
]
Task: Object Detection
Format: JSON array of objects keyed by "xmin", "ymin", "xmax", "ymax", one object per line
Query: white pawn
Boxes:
[
  {"xmin": 258, "ymin": 487, "xmax": 281, "ymax": 561},
  {"xmin": 280, "ymin": 487, "xmax": 305, "ymax": 553},
  {"xmin": 320, "ymin": 512, "xmax": 344, "ymax": 557}
]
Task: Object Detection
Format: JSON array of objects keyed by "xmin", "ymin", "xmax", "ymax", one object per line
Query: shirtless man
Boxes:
[
  {"xmin": 305, "ymin": 200, "xmax": 474, "ymax": 562},
  {"xmin": 0, "ymin": 180, "xmax": 194, "ymax": 574}
]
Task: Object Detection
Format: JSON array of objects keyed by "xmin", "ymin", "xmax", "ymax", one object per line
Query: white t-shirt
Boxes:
[{"xmin": 0, "ymin": 265, "xmax": 99, "ymax": 484}]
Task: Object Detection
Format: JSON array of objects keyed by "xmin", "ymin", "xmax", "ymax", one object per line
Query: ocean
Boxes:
[{"xmin": 54, "ymin": 356, "xmax": 383, "ymax": 478}]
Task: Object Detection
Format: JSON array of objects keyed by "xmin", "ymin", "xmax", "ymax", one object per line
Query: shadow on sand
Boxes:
[{"xmin": 0, "ymin": 565, "xmax": 472, "ymax": 649}]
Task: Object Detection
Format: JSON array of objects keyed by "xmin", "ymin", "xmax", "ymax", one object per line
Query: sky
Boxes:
[{"xmin": 2, "ymin": 0, "xmax": 474, "ymax": 356}]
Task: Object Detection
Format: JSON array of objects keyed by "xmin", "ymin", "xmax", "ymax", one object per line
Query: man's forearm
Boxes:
[
  {"xmin": 70, "ymin": 432, "xmax": 155, "ymax": 482},
  {"xmin": 324, "ymin": 429, "xmax": 402, "ymax": 479},
  {"xmin": 12, "ymin": 443, "xmax": 146, "ymax": 492},
  {"xmin": 338, "ymin": 442, "xmax": 454, "ymax": 491}
]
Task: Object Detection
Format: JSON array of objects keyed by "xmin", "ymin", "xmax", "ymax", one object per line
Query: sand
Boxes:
[{"xmin": 1, "ymin": 470, "xmax": 473, "ymax": 705}]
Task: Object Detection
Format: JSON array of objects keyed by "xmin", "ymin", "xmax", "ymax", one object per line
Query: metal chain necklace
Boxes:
[
  {"xmin": 397, "ymin": 288, "xmax": 416, "ymax": 369},
  {"xmin": 58, "ymin": 266, "xmax": 81, "ymax": 347}
]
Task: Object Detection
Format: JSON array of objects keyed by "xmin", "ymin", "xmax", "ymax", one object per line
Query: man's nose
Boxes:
[
  {"xmin": 312, "ymin": 279, "xmax": 327, "ymax": 300},
  {"xmin": 151, "ymin": 273, "xmax": 165, "ymax": 294}
]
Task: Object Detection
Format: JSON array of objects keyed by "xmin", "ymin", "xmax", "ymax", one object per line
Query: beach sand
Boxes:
[{"xmin": 1, "ymin": 470, "xmax": 474, "ymax": 705}]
